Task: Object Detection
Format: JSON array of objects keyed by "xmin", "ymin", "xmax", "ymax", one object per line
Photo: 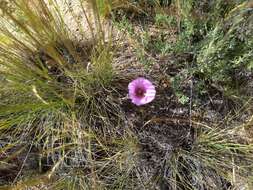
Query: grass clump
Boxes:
[
  {"xmin": 0, "ymin": 0, "xmax": 130, "ymax": 187},
  {"xmin": 167, "ymin": 123, "xmax": 253, "ymax": 189}
]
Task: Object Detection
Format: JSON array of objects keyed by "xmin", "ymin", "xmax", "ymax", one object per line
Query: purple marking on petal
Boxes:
[{"xmin": 128, "ymin": 77, "xmax": 156, "ymax": 106}]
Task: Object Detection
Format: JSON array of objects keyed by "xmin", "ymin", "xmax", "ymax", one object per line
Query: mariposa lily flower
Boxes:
[{"xmin": 128, "ymin": 77, "xmax": 156, "ymax": 106}]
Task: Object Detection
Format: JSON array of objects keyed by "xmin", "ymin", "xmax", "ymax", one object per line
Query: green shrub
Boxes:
[{"xmin": 196, "ymin": 4, "xmax": 253, "ymax": 97}]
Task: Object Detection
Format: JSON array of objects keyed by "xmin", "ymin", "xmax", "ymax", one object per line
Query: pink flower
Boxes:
[{"xmin": 128, "ymin": 77, "xmax": 156, "ymax": 106}]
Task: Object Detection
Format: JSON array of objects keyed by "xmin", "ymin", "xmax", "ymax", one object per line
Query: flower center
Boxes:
[{"xmin": 135, "ymin": 87, "xmax": 146, "ymax": 98}]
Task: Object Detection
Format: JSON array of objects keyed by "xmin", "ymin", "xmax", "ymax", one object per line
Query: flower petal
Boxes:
[{"xmin": 128, "ymin": 77, "xmax": 156, "ymax": 106}]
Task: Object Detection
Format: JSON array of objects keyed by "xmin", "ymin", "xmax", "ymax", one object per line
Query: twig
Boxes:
[{"xmin": 13, "ymin": 143, "xmax": 33, "ymax": 184}]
